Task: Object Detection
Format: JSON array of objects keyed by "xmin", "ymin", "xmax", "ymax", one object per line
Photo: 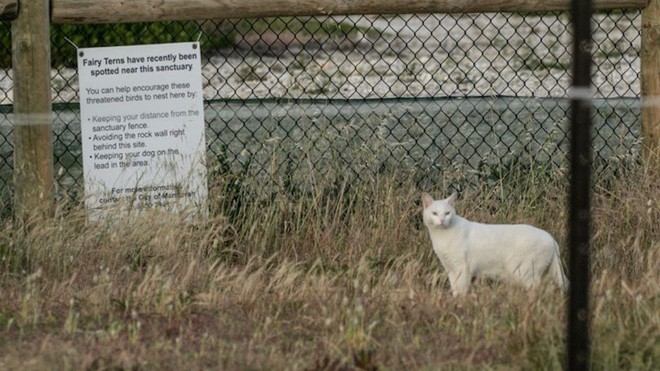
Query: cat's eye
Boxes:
[
  {"xmin": 431, "ymin": 212, "xmax": 438, "ymax": 216},
  {"xmin": 444, "ymin": 211, "xmax": 451, "ymax": 216}
]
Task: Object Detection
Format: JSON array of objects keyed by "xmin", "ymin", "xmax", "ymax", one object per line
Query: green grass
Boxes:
[
  {"xmin": 0, "ymin": 17, "xmax": 380, "ymax": 68},
  {"xmin": 1, "ymin": 21, "xmax": 234, "ymax": 68},
  {"xmin": 0, "ymin": 163, "xmax": 658, "ymax": 369}
]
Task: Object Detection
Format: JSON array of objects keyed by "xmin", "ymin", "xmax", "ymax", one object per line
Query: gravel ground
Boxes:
[{"xmin": 0, "ymin": 12, "xmax": 642, "ymax": 105}]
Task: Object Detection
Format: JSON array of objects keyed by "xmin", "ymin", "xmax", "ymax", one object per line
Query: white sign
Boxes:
[{"xmin": 78, "ymin": 42, "xmax": 207, "ymax": 220}]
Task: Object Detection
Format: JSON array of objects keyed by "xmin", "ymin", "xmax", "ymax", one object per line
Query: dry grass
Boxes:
[{"xmin": 0, "ymin": 164, "xmax": 658, "ymax": 370}]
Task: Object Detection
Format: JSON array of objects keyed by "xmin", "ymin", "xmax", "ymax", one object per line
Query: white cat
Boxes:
[{"xmin": 422, "ymin": 192, "xmax": 568, "ymax": 296}]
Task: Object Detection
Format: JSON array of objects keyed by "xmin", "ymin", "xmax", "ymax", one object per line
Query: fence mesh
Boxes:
[{"xmin": 0, "ymin": 11, "xmax": 643, "ymax": 203}]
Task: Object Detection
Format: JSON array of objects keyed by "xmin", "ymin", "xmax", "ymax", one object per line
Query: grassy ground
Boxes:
[{"xmin": 0, "ymin": 163, "xmax": 658, "ymax": 370}]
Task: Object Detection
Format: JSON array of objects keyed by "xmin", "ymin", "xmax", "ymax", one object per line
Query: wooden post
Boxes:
[
  {"xmin": 642, "ymin": 0, "xmax": 660, "ymax": 163},
  {"xmin": 0, "ymin": 0, "xmax": 18, "ymax": 20},
  {"xmin": 12, "ymin": 0, "xmax": 54, "ymax": 223}
]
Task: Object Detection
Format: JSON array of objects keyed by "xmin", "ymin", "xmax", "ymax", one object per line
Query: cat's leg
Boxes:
[
  {"xmin": 448, "ymin": 269, "xmax": 470, "ymax": 296},
  {"xmin": 509, "ymin": 260, "xmax": 543, "ymax": 289},
  {"xmin": 550, "ymin": 244, "xmax": 569, "ymax": 291}
]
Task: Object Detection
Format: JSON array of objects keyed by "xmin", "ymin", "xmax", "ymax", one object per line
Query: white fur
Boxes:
[{"xmin": 422, "ymin": 192, "xmax": 568, "ymax": 296}]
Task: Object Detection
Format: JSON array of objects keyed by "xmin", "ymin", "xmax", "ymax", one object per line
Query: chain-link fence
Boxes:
[{"xmin": 0, "ymin": 11, "xmax": 643, "ymax": 203}]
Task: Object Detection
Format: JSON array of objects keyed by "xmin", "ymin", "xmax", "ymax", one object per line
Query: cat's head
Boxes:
[{"xmin": 421, "ymin": 192, "xmax": 457, "ymax": 229}]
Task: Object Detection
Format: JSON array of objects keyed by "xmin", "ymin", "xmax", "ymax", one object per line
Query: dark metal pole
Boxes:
[{"xmin": 568, "ymin": 0, "xmax": 593, "ymax": 369}]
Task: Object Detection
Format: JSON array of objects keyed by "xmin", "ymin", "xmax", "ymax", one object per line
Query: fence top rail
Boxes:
[
  {"xmin": 0, "ymin": 0, "xmax": 17, "ymax": 21},
  {"xmin": 49, "ymin": 0, "xmax": 649, "ymax": 24}
]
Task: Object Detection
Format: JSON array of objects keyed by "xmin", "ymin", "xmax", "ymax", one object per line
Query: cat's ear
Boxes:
[
  {"xmin": 421, "ymin": 193, "xmax": 434, "ymax": 209},
  {"xmin": 447, "ymin": 192, "xmax": 458, "ymax": 206}
]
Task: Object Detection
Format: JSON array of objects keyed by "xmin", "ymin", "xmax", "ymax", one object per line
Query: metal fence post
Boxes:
[
  {"xmin": 11, "ymin": 0, "xmax": 54, "ymax": 223},
  {"xmin": 568, "ymin": 0, "xmax": 593, "ymax": 369},
  {"xmin": 642, "ymin": 0, "xmax": 660, "ymax": 163}
]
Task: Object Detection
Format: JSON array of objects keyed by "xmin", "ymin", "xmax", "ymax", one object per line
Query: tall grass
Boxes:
[{"xmin": 0, "ymin": 163, "xmax": 658, "ymax": 370}]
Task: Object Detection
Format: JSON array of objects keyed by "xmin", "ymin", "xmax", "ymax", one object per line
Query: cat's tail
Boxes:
[{"xmin": 551, "ymin": 241, "xmax": 569, "ymax": 292}]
